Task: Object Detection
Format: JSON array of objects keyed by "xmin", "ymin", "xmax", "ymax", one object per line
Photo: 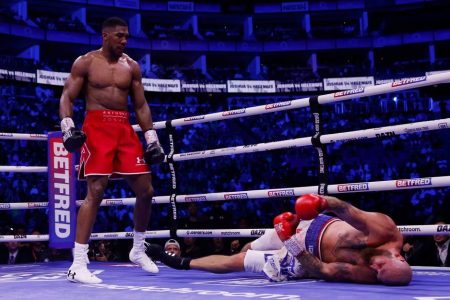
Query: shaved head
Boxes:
[{"xmin": 378, "ymin": 258, "xmax": 412, "ymax": 285}]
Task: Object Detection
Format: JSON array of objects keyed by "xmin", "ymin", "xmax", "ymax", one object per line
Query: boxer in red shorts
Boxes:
[
  {"xmin": 59, "ymin": 17, "xmax": 164, "ymax": 284},
  {"xmin": 79, "ymin": 110, "xmax": 149, "ymax": 179}
]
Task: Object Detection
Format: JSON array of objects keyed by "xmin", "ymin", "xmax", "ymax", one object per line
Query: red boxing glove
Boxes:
[
  {"xmin": 295, "ymin": 194, "xmax": 328, "ymax": 220},
  {"xmin": 273, "ymin": 212, "xmax": 299, "ymax": 242}
]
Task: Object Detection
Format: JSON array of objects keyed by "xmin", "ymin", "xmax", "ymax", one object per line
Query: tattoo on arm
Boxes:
[
  {"xmin": 331, "ymin": 263, "xmax": 353, "ymax": 281},
  {"xmin": 298, "ymin": 251, "xmax": 326, "ymax": 279},
  {"xmin": 299, "ymin": 252, "xmax": 356, "ymax": 282}
]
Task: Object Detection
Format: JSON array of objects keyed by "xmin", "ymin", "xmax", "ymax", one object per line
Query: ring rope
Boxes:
[
  {"xmin": 131, "ymin": 72, "xmax": 450, "ymax": 131},
  {"xmin": 171, "ymin": 118, "xmax": 450, "ymax": 162},
  {"xmin": 0, "ymin": 133, "xmax": 47, "ymax": 141},
  {"xmin": 1, "ymin": 175, "xmax": 448, "ymax": 210},
  {"xmin": 3, "ymin": 117, "xmax": 448, "ymax": 173},
  {"xmin": 0, "ymin": 224, "xmax": 448, "ymax": 243},
  {"xmin": 1, "ymin": 73, "xmax": 449, "ymax": 141},
  {"xmin": 0, "ymin": 166, "xmax": 48, "ymax": 172}
]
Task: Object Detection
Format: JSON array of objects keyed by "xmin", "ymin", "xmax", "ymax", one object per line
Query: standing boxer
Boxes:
[
  {"xmin": 59, "ymin": 17, "xmax": 164, "ymax": 284},
  {"xmin": 148, "ymin": 194, "xmax": 412, "ymax": 286}
]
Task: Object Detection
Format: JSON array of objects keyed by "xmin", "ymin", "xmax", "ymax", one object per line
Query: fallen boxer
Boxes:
[{"xmin": 147, "ymin": 194, "xmax": 412, "ymax": 285}]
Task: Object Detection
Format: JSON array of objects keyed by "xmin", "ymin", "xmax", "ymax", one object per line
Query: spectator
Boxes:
[
  {"xmin": 164, "ymin": 239, "xmax": 181, "ymax": 257},
  {"xmin": 0, "ymin": 241, "xmax": 34, "ymax": 264},
  {"xmin": 30, "ymin": 230, "xmax": 50, "ymax": 263},
  {"xmin": 210, "ymin": 237, "xmax": 229, "ymax": 255},
  {"xmin": 433, "ymin": 221, "xmax": 450, "ymax": 267},
  {"xmin": 90, "ymin": 241, "xmax": 111, "ymax": 262},
  {"xmin": 182, "ymin": 237, "xmax": 205, "ymax": 259},
  {"xmin": 402, "ymin": 217, "xmax": 450, "ymax": 267}
]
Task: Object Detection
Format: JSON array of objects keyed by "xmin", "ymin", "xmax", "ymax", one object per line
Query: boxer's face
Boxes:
[
  {"xmin": 369, "ymin": 254, "xmax": 390, "ymax": 273},
  {"xmin": 103, "ymin": 25, "xmax": 129, "ymax": 57}
]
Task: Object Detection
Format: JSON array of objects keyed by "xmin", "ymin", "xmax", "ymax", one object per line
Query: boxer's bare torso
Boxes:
[{"xmin": 69, "ymin": 49, "xmax": 136, "ymax": 111}]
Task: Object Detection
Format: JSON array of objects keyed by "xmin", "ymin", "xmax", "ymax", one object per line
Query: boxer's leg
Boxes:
[
  {"xmin": 190, "ymin": 252, "xmax": 247, "ymax": 273},
  {"xmin": 126, "ymin": 173, "xmax": 158, "ymax": 273},
  {"xmin": 68, "ymin": 175, "xmax": 108, "ymax": 284}
]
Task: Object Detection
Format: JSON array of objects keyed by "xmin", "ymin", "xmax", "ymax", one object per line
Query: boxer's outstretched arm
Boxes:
[{"xmin": 298, "ymin": 251, "xmax": 377, "ymax": 284}]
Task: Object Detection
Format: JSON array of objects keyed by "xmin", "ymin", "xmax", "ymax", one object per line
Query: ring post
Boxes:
[{"xmin": 47, "ymin": 131, "xmax": 77, "ymax": 249}]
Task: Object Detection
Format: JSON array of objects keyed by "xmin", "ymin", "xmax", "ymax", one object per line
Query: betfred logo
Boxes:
[
  {"xmin": 337, "ymin": 183, "xmax": 369, "ymax": 192},
  {"xmin": 224, "ymin": 193, "xmax": 249, "ymax": 200},
  {"xmin": 28, "ymin": 203, "xmax": 48, "ymax": 208},
  {"xmin": 395, "ymin": 178, "xmax": 432, "ymax": 188},
  {"xmin": 222, "ymin": 109, "xmax": 246, "ymax": 116},
  {"xmin": 268, "ymin": 189, "xmax": 295, "ymax": 197},
  {"xmin": 392, "ymin": 76, "xmax": 426, "ymax": 87},
  {"xmin": 30, "ymin": 134, "xmax": 47, "ymax": 138},
  {"xmin": 334, "ymin": 88, "xmax": 364, "ymax": 98},
  {"xmin": 183, "ymin": 115, "xmax": 205, "ymax": 122},
  {"xmin": 105, "ymin": 200, "xmax": 124, "ymax": 206},
  {"xmin": 265, "ymin": 101, "xmax": 291, "ymax": 110},
  {"xmin": 185, "ymin": 196, "xmax": 207, "ymax": 202}
]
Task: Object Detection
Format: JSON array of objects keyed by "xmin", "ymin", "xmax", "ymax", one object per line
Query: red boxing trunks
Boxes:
[{"xmin": 78, "ymin": 110, "xmax": 149, "ymax": 179}]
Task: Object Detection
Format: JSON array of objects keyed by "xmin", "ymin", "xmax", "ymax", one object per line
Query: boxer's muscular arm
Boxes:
[
  {"xmin": 323, "ymin": 196, "xmax": 398, "ymax": 241},
  {"xmin": 59, "ymin": 55, "xmax": 88, "ymax": 119},
  {"xmin": 298, "ymin": 251, "xmax": 377, "ymax": 284},
  {"xmin": 129, "ymin": 59, "xmax": 152, "ymax": 132}
]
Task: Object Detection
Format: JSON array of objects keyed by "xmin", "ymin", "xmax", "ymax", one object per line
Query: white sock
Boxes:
[
  {"xmin": 133, "ymin": 231, "xmax": 145, "ymax": 250},
  {"xmin": 72, "ymin": 242, "xmax": 89, "ymax": 267}
]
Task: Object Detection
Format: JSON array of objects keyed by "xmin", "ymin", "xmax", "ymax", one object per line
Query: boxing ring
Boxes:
[
  {"xmin": 1, "ymin": 262, "xmax": 449, "ymax": 300},
  {"xmin": 1, "ymin": 72, "xmax": 450, "ymax": 299}
]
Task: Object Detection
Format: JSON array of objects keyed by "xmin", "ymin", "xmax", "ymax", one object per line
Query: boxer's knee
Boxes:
[
  {"xmin": 86, "ymin": 176, "xmax": 108, "ymax": 204},
  {"xmin": 137, "ymin": 185, "xmax": 154, "ymax": 202},
  {"xmin": 223, "ymin": 252, "xmax": 246, "ymax": 272},
  {"xmin": 126, "ymin": 174, "xmax": 154, "ymax": 201}
]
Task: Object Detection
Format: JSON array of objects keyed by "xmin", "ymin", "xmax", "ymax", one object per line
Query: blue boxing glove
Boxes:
[
  {"xmin": 61, "ymin": 117, "xmax": 86, "ymax": 152},
  {"xmin": 144, "ymin": 129, "xmax": 165, "ymax": 165}
]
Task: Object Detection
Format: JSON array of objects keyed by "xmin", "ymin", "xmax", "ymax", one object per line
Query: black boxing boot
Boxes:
[{"xmin": 145, "ymin": 243, "xmax": 191, "ymax": 270}]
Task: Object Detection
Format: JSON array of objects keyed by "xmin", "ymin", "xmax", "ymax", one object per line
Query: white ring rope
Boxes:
[
  {"xmin": 0, "ymin": 133, "xmax": 47, "ymax": 141},
  {"xmin": 172, "ymin": 118, "xmax": 450, "ymax": 162},
  {"xmin": 132, "ymin": 72, "xmax": 450, "ymax": 131},
  {"xmin": 2, "ymin": 118, "xmax": 449, "ymax": 172},
  {"xmin": 0, "ymin": 230, "xmax": 170, "ymax": 242},
  {"xmin": 0, "ymin": 224, "xmax": 448, "ymax": 242},
  {"xmin": 2, "ymin": 73, "xmax": 449, "ymax": 140},
  {"xmin": 2, "ymin": 175, "xmax": 449, "ymax": 210},
  {"xmin": 0, "ymin": 166, "xmax": 48, "ymax": 173}
]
